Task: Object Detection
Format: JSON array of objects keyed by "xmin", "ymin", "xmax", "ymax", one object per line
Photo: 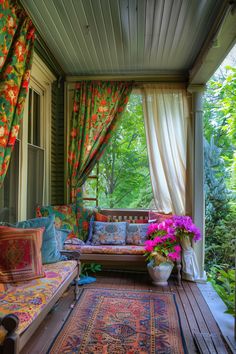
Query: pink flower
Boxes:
[
  {"xmin": 168, "ymin": 252, "xmax": 181, "ymax": 261},
  {"xmin": 144, "ymin": 240, "xmax": 154, "ymax": 252},
  {"xmin": 147, "ymin": 223, "xmax": 159, "ymax": 235},
  {"xmin": 161, "ymin": 235, "xmax": 169, "ymax": 242},
  {"xmin": 174, "ymin": 245, "xmax": 181, "ymax": 252},
  {"xmin": 153, "ymin": 237, "xmax": 164, "ymax": 246}
]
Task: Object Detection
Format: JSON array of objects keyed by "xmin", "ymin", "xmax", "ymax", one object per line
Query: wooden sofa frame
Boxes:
[
  {"xmin": 0, "ymin": 253, "xmax": 81, "ymax": 354},
  {"xmin": 79, "ymin": 209, "xmax": 181, "ymax": 283}
]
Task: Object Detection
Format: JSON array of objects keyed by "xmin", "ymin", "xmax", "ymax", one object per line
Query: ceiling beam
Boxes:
[
  {"xmin": 66, "ymin": 72, "xmax": 188, "ymax": 83},
  {"xmin": 189, "ymin": 1, "xmax": 236, "ymax": 84}
]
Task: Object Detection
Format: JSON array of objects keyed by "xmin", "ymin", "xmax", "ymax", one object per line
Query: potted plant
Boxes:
[{"xmin": 144, "ymin": 219, "xmax": 181, "ymax": 286}]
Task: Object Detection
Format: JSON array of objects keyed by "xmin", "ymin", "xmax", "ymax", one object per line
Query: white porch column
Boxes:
[{"xmin": 188, "ymin": 84, "xmax": 207, "ymax": 282}]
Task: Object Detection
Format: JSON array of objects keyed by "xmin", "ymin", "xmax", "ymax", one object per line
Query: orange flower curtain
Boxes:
[
  {"xmin": 0, "ymin": 1, "xmax": 35, "ymax": 186},
  {"xmin": 68, "ymin": 80, "xmax": 133, "ymax": 201},
  {"xmin": 67, "ymin": 81, "xmax": 133, "ymax": 239}
]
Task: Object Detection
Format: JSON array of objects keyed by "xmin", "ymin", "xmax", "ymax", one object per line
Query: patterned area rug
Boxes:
[{"xmin": 48, "ymin": 288, "xmax": 187, "ymax": 354}]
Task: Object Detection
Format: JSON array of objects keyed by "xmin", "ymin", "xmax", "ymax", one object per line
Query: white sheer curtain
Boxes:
[{"xmin": 142, "ymin": 85, "xmax": 191, "ymax": 215}]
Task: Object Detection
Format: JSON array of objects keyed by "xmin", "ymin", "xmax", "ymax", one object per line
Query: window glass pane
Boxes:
[
  {"xmin": 83, "ymin": 200, "xmax": 97, "ymax": 208},
  {"xmin": 28, "ymin": 88, "xmax": 32, "ymax": 144},
  {"xmin": 27, "ymin": 145, "xmax": 44, "ymax": 219},
  {"xmin": 28, "ymin": 89, "xmax": 40, "ymax": 146},
  {"xmin": 33, "ymin": 91, "xmax": 40, "ymax": 146},
  {"xmin": 0, "ymin": 140, "xmax": 19, "ymax": 222},
  {"xmin": 83, "ymin": 177, "xmax": 98, "ymax": 202}
]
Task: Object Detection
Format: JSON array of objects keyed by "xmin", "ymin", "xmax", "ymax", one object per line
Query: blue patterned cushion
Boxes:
[
  {"xmin": 91, "ymin": 222, "xmax": 127, "ymax": 245},
  {"xmin": 126, "ymin": 223, "xmax": 149, "ymax": 245},
  {"xmin": 55, "ymin": 229, "xmax": 71, "ymax": 251}
]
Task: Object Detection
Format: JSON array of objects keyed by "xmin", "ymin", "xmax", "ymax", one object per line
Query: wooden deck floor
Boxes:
[{"xmin": 21, "ymin": 271, "xmax": 230, "ymax": 354}]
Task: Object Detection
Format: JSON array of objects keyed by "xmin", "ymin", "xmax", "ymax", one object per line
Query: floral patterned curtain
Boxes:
[
  {"xmin": 68, "ymin": 80, "xmax": 133, "ymax": 200},
  {"xmin": 67, "ymin": 80, "xmax": 133, "ymax": 239},
  {"xmin": 0, "ymin": 0, "xmax": 35, "ymax": 186}
]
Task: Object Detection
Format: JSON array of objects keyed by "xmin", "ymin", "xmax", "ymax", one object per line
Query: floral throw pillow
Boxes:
[
  {"xmin": 126, "ymin": 223, "xmax": 149, "ymax": 245},
  {"xmin": 91, "ymin": 222, "xmax": 127, "ymax": 245},
  {"xmin": 36, "ymin": 204, "xmax": 79, "ymax": 239},
  {"xmin": 76, "ymin": 207, "xmax": 95, "ymax": 241},
  {"xmin": 0, "ymin": 227, "xmax": 45, "ymax": 283},
  {"xmin": 148, "ymin": 211, "xmax": 172, "ymax": 223}
]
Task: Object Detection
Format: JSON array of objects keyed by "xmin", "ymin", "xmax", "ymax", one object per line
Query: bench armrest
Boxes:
[{"xmin": 60, "ymin": 250, "xmax": 81, "ymax": 261}]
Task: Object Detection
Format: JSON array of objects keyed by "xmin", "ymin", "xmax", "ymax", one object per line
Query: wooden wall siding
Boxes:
[{"xmin": 51, "ymin": 81, "xmax": 65, "ymax": 205}]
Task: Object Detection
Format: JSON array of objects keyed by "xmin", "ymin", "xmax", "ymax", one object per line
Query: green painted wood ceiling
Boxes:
[{"xmin": 21, "ymin": 0, "xmax": 234, "ymax": 81}]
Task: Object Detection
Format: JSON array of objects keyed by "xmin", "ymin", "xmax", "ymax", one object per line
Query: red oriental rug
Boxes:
[{"xmin": 48, "ymin": 288, "xmax": 187, "ymax": 354}]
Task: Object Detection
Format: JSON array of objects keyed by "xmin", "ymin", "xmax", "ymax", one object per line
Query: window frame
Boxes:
[{"xmin": 17, "ymin": 53, "xmax": 56, "ymax": 221}]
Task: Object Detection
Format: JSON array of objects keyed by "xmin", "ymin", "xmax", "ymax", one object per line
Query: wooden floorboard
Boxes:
[{"xmin": 20, "ymin": 271, "xmax": 230, "ymax": 354}]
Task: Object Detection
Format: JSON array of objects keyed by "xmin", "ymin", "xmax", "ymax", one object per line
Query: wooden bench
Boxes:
[
  {"xmin": 66, "ymin": 209, "xmax": 181, "ymax": 283},
  {"xmin": 0, "ymin": 254, "xmax": 80, "ymax": 354}
]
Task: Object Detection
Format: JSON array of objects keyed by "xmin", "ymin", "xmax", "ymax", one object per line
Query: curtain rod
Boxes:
[
  {"xmin": 68, "ymin": 82, "xmax": 188, "ymax": 92},
  {"xmin": 66, "ymin": 73, "xmax": 188, "ymax": 82}
]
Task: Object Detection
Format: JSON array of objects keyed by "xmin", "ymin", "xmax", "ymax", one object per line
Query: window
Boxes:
[
  {"xmin": 0, "ymin": 54, "xmax": 55, "ymax": 222},
  {"xmin": 27, "ymin": 87, "xmax": 45, "ymax": 218},
  {"xmin": 0, "ymin": 140, "xmax": 19, "ymax": 223},
  {"xmin": 83, "ymin": 92, "xmax": 154, "ymax": 209}
]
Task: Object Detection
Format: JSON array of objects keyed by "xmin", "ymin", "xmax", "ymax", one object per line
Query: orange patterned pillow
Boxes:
[
  {"xmin": 95, "ymin": 212, "xmax": 109, "ymax": 222},
  {"xmin": 133, "ymin": 219, "xmax": 148, "ymax": 224},
  {"xmin": 0, "ymin": 227, "xmax": 45, "ymax": 283}
]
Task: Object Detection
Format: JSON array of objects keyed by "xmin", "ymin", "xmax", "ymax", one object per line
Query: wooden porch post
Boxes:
[{"xmin": 188, "ymin": 85, "xmax": 207, "ymax": 282}]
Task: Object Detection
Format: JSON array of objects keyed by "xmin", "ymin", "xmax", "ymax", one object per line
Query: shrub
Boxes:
[{"xmin": 208, "ymin": 265, "xmax": 235, "ymax": 316}]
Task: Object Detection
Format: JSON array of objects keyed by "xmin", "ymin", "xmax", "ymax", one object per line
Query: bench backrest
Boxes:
[{"xmin": 100, "ymin": 209, "xmax": 149, "ymax": 222}]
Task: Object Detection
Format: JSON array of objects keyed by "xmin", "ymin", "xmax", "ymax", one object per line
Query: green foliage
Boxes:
[
  {"xmin": 208, "ymin": 265, "xmax": 235, "ymax": 316},
  {"xmin": 203, "ymin": 66, "xmax": 236, "ymax": 192},
  {"xmin": 205, "ymin": 206, "xmax": 236, "ymax": 269},
  {"xmin": 204, "ymin": 137, "xmax": 231, "ymax": 236},
  {"xmin": 97, "ymin": 93, "xmax": 153, "ymax": 208},
  {"xmin": 204, "ymin": 63, "xmax": 236, "ymax": 315},
  {"xmin": 81, "ymin": 263, "xmax": 102, "ymax": 276}
]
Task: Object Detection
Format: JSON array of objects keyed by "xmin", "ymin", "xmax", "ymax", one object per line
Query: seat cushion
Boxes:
[
  {"xmin": 0, "ymin": 260, "xmax": 77, "ymax": 335},
  {"xmin": 64, "ymin": 244, "xmax": 145, "ymax": 255}
]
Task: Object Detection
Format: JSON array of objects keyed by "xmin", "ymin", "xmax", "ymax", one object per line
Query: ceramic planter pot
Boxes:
[{"xmin": 147, "ymin": 261, "xmax": 174, "ymax": 286}]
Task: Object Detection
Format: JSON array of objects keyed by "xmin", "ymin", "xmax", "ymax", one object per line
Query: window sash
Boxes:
[{"xmin": 0, "ymin": 140, "xmax": 19, "ymax": 223}]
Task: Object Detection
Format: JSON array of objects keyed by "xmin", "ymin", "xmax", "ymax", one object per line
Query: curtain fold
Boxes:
[
  {"xmin": 142, "ymin": 85, "xmax": 192, "ymax": 215},
  {"xmin": 67, "ymin": 80, "xmax": 133, "ymax": 239},
  {"xmin": 0, "ymin": 0, "xmax": 35, "ymax": 186}
]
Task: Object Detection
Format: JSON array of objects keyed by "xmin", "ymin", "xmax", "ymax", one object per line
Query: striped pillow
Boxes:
[{"xmin": 0, "ymin": 227, "xmax": 45, "ymax": 283}]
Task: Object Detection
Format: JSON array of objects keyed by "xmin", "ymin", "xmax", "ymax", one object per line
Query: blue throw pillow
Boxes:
[
  {"xmin": 126, "ymin": 223, "xmax": 149, "ymax": 245},
  {"xmin": 15, "ymin": 215, "xmax": 62, "ymax": 264},
  {"xmin": 55, "ymin": 228, "xmax": 71, "ymax": 250},
  {"xmin": 91, "ymin": 221, "xmax": 127, "ymax": 245},
  {"xmin": 86, "ymin": 215, "xmax": 95, "ymax": 244}
]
